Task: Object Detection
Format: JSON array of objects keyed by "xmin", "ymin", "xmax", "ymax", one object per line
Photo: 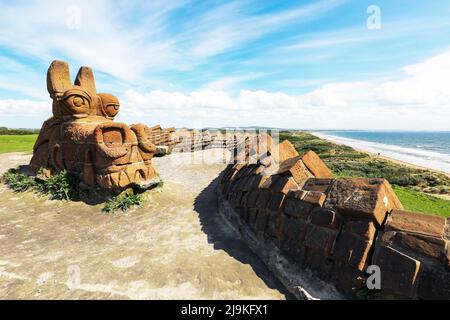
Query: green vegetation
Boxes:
[
  {"xmin": 392, "ymin": 186, "xmax": 450, "ymax": 217},
  {"xmin": 0, "ymin": 134, "xmax": 38, "ymax": 154},
  {"xmin": 3, "ymin": 168, "xmax": 79, "ymax": 200},
  {"xmin": 0, "ymin": 127, "xmax": 40, "ymax": 135},
  {"xmin": 2, "ymin": 168, "xmax": 151, "ymax": 212},
  {"xmin": 38, "ymin": 170, "xmax": 80, "ymax": 200},
  {"xmin": 3, "ymin": 169, "xmax": 37, "ymax": 191},
  {"xmin": 103, "ymin": 192, "xmax": 143, "ymax": 213},
  {"xmin": 280, "ymin": 131, "xmax": 450, "ymax": 217}
]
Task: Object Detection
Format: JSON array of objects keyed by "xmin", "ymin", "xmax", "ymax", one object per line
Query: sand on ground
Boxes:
[{"xmin": 0, "ymin": 150, "xmax": 289, "ymax": 299}]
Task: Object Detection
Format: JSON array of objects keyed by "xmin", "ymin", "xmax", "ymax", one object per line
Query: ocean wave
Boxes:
[{"xmin": 313, "ymin": 132, "xmax": 450, "ymax": 174}]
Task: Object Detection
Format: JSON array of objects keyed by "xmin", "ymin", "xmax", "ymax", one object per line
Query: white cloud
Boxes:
[
  {"xmin": 117, "ymin": 49, "xmax": 450, "ymax": 130},
  {"xmin": 0, "ymin": 99, "xmax": 50, "ymax": 116},
  {"xmin": 201, "ymin": 73, "xmax": 263, "ymax": 91},
  {"xmin": 2, "ymin": 46, "xmax": 449, "ymax": 131}
]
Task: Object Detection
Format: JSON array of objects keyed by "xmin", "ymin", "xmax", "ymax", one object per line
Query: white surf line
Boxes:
[{"xmin": 312, "ymin": 132, "xmax": 450, "ymax": 174}]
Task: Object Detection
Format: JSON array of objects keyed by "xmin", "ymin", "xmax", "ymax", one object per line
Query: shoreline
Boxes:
[{"xmin": 311, "ymin": 132, "xmax": 450, "ymax": 178}]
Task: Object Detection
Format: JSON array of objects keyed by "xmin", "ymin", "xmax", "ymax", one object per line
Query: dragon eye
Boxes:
[
  {"xmin": 72, "ymin": 96, "xmax": 85, "ymax": 107},
  {"xmin": 62, "ymin": 93, "xmax": 90, "ymax": 116},
  {"xmin": 104, "ymin": 103, "xmax": 120, "ymax": 117}
]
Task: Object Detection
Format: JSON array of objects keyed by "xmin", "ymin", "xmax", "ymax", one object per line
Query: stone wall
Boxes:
[
  {"xmin": 148, "ymin": 127, "xmax": 243, "ymax": 154},
  {"xmin": 217, "ymin": 136, "xmax": 450, "ymax": 299}
]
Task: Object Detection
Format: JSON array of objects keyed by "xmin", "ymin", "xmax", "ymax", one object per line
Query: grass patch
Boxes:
[
  {"xmin": 0, "ymin": 134, "xmax": 38, "ymax": 154},
  {"xmin": 392, "ymin": 185, "xmax": 450, "ymax": 217},
  {"xmin": 103, "ymin": 192, "xmax": 143, "ymax": 213}
]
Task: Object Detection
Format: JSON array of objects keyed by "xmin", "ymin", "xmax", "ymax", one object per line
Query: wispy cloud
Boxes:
[
  {"xmin": 1, "ymin": 0, "xmax": 449, "ymax": 130},
  {"xmin": 201, "ymin": 73, "xmax": 264, "ymax": 91},
  {"xmin": 186, "ymin": 0, "xmax": 348, "ymax": 60},
  {"xmin": 0, "ymin": 0, "xmax": 349, "ymax": 99}
]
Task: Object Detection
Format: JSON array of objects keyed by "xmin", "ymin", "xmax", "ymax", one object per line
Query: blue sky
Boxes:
[{"xmin": 0, "ymin": 0, "xmax": 449, "ymax": 129}]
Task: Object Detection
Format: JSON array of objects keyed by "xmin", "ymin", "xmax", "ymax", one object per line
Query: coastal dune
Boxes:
[{"xmin": 312, "ymin": 132, "xmax": 450, "ymax": 175}]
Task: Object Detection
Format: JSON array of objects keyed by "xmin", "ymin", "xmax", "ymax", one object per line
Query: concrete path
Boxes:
[{"xmin": 0, "ymin": 150, "xmax": 288, "ymax": 299}]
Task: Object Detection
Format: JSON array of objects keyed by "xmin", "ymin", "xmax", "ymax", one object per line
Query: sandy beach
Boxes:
[{"xmin": 312, "ymin": 132, "xmax": 450, "ymax": 177}]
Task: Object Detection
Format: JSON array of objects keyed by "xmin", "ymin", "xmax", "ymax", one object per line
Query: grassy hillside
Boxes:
[
  {"xmin": 392, "ymin": 186, "xmax": 450, "ymax": 217},
  {"xmin": 0, "ymin": 134, "xmax": 38, "ymax": 154},
  {"xmin": 280, "ymin": 131, "xmax": 450, "ymax": 217}
]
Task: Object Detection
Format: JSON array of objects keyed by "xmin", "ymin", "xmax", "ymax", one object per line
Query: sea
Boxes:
[{"xmin": 312, "ymin": 131, "xmax": 450, "ymax": 174}]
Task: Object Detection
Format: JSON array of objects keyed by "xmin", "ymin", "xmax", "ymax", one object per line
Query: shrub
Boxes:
[
  {"xmin": 3, "ymin": 167, "xmax": 147, "ymax": 212},
  {"xmin": 2, "ymin": 169, "xmax": 37, "ymax": 191},
  {"xmin": 103, "ymin": 192, "xmax": 143, "ymax": 213},
  {"xmin": 38, "ymin": 170, "xmax": 80, "ymax": 200}
]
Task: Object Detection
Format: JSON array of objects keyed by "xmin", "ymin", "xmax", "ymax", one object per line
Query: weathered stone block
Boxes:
[
  {"xmin": 333, "ymin": 232, "xmax": 373, "ymax": 271},
  {"xmin": 325, "ymin": 178, "xmax": 403, "ymax": 227},
  {"xmin": 266, "ymin": 211, "xmax": 283, "ymax": 240},
  {"xmin": 232, "ymin": 192, "xmax": 244, "ymax": 207},
  {"xmin": 302, "ymin": 178, "xmax": 334, "ymax": 194},
  {"xmin": 386, "ymin": 209, "xmax": 446, "ymax": 238},
  {"xmin": 283, "ymin": 198, "xmax": 312, "ymax": 219},
  {"xmin": 303, "ymin": 224, "xmax": 336, "ymax": 255},
  {"xmin": 240, "ymin": 208, "xmax": 250, "ymax": 222},
  {"xmin": 286, "ymin": 189, "xmax": 307, "ymax": 200},
  {"xmin": 236, "ymin": 176, "xmax": 250, "ymax": 191},
  {"xmin": 416, "ymin": 265, "xmax": 450, "ymax": 299},
  {"xmin": 267, "ymin": 192, "xmax": 286, "ymax": 211},
  {"xmin": 259, "ymin": 175, "xmax": 279, "ymax": 189},
  {"xmin": 255, "ymin": 210, "xmax": 270, "ymax": 236},
  {"xmin": 279, "ymin": 215, "xmax": 309, "ymax": 254},
  {"xmin": 255, "ymin": 189, "xmax": 272, "ymax": 208},
  {"xmin": 247, "ymin": 208, "xmax": 259, "ymax": 226},
  {"xmin": 220, "ymin": 164, "xmax": 234, "ymax": 184},
  {"xmin": 246, "ymin": 189, "xmax": 260, "ymax": 208},
  {"xmin": 277, "ymin": 156, "xmax": 312, "ymax": 186},
  {"xmin": 331, "ymin": 262, "xmax": 367, "ymax": 298},
  {"xmin": 248, "ymin": 175, "xmax": 267, "ymax": 190},
  {"xmin": 301, "ymin": 150, "xmax": 333, "ymax": 178},
  {"xmin": 270, "ymin": 176, "xmax": 299, "ymax": 194},
  {"xmin": 372, "ymin": 244, "xmax": 421, "ymax": 298},
  {"xmin": 379, "ymin": 231, "xmax": 448, "ymax": 263},
  {"xmin": 276, "ymin": 140, "xmax": 299, "ymax": 163},
  {"xmin": 303, "ymin": 248, "xmax": 334, "ymax": 281},
  {"xmin": 242, "ymin": 175, "xmax": 256, "ymax": 191},
  {"xmin": 259, "ymin": 155, "xmax": 273, "ymax": 167},
  {"xmin": 302, "ymin": 191, "xmax": 326, "ymax": 207},
  {"xmin": 342, "ymin": 218, "xmax": 376, "ymax": 240},
  {"xmin": 240, "ymin": 191, "xmax": 250, "ymax": 207},
  {"xmin": 310, "ymin": 208, "xmax": 342, "ymax": 229}
]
